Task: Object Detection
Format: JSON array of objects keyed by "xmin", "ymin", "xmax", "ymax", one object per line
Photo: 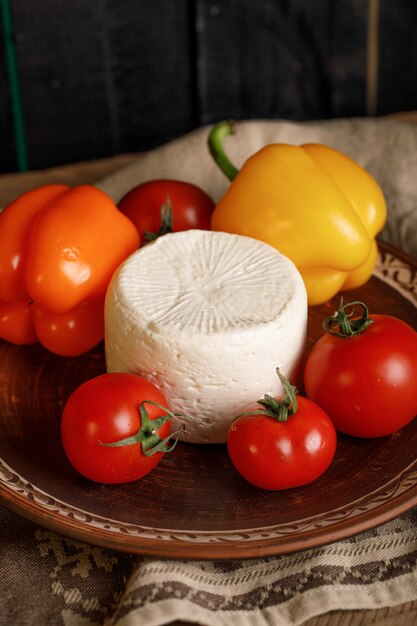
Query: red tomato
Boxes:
[
  {"xmin": 304, "ymin": 311, "xmax": 417, "ymax": 438},
  {"xmin": 227, "ymin": 381, "xmax": 337, "ymax": 490},
  {"xmin": 118, "ymin": 179, "xmax": 214, "ymax": 242},
  {"xmin": 61, "ymin": 373, "xmax": 172, "ymax": 484},
  {"xmin": 33, "ymin": 299, "xmax": 104, "ymax": 356}
]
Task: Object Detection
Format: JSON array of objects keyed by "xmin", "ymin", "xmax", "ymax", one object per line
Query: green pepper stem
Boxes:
[
  {"xmin": 322, "ymin": 298, "xmax": 374, "ymax": 337},
  {"xmin": 208, "ymin": 121, "xmax": 240, "ymax": 181}
]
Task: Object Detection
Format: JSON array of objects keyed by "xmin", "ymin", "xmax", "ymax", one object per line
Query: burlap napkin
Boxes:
[
  {"xmin": 1, "ymin": 118, "xmax": 417, "ymax": 626},
  {"xmin": 98, "ymin": 117, "xmax": 417, "ymax": 258}
]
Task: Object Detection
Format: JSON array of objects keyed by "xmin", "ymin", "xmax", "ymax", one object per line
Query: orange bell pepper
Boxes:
[{"xmin": 0, "ymin": 184, "xmax": 139, "ymax": 355}]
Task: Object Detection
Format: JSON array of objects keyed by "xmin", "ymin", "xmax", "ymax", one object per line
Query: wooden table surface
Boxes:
[{"xmin": 1, "ymin": 120, "xmax": 416, "ymax": 625}]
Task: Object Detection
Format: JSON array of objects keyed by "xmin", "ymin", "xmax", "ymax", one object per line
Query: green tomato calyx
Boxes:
[
  {"xmin": 101, "ymin": 400, "xmax": 184, "ymax": 457},
  {"xmin": 144, "ymin": 194, "xmax": 174, "ymax": 242},
  {"xmin": 236, "ymin": 368, "xmax": 298, "ymax": 423},
  {"xmin": 323, "ymin": 298, "xmax": 374, "ymax": 337}
]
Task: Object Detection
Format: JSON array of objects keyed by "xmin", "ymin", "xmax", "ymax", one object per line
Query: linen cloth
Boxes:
[
  {"xmin": 98, "ymin": 118, "xmax": 417, "ymax": 258},
  {"xmin": 1, "ymin": 118, "xmax": 417, "ymax": 626},
  {"xmin": 1, "ymin": 504, "xmax": 417, "ymax": 625}
]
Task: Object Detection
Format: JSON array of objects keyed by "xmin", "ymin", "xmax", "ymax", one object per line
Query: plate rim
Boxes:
[
  {"xmin": 2, "ymin": 450, "xmax": 417, "ymax": 560},
  {"xmin": 1, "ymin": 240, "xmax": 416, "ymax": 560}
]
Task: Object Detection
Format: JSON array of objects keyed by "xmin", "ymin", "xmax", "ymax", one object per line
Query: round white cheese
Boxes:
[{"xmin": 105, "ymin": 230, "xmax": 307, "ymax": 443}]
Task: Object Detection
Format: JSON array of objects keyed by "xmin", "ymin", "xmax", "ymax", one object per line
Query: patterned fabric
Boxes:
[{"xmin": 1, "ymin": 504, "xmax": 417, "ymax": 625}]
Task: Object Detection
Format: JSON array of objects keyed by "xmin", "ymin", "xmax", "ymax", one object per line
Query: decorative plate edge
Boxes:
[{"xmin": 0, "ymin": 247, "xmax": 416, "ymax": 545}]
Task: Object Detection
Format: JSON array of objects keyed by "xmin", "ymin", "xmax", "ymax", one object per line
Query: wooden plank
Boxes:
[
  {"xmin": 195, "ymin": 0, "xmax": 333, "ymax": 124},
  {"xmin": 327, "ymin": 0, "xmax": 368, "ymax": 117},
  {"xmin": 10, "ymin": 0, "xmax": 195, "ymax": 169},
  {"xmin": 0, "ymin": 4, "xmax": 16, "ymax": 172},
  {"xmin": 3, "ymin": 0, "xmax": 417, "ymax": 173},
  {"xmin": 377, "ymin": 0, "xmax": 417, "ymax": 115}
]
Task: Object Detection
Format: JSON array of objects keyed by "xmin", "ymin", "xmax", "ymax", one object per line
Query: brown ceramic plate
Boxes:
[{"xmin": 0, "ymin": 241, "xmax": 416, "ymax": 560}]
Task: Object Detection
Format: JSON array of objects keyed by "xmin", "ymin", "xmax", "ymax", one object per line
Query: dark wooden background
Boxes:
[{"xmin": 1, "ymin": 0, "xmax": 416, "ymax": 173}]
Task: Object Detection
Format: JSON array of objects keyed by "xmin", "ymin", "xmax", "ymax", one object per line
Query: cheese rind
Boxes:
[{"xmin": 105, "ymin": 230, "xmax": 307, "ymax": 443}]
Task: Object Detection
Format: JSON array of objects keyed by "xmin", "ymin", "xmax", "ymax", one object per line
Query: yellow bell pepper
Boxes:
[{"xmin": 209, "ymin": 122, "xmax": 387, "ymax": 305}]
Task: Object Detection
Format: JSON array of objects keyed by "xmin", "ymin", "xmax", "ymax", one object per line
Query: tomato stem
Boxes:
[
  {"xmin": 323, "ymin": 298, "xmax": 373, "ymax": 337},
  {"xmin": 208, "ymin": 121, "xmax": 240, "ymax": 182},
  {"xmin": 144, "ymin": 194, "xmax": 174, "ymax": 242},
  {"xmin": 236, "ymin": 368, "xmax": 298, "ymax": 423},
  {"xmin": 101, "ymin": 400, "xmax": 185, "ymax": 457}
]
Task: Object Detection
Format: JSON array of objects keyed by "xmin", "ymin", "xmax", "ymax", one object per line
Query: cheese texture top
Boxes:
[{"xmin": 105, "ymin": 230, "xmax": 307, "ymax": 443}]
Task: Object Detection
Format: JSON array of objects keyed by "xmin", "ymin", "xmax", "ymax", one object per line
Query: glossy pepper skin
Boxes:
[
  {"xmin": 0, "ymin": 184, "xmax": 139, "ymax": 355},
  {"xmin": 209, "ymin": 122, "xmax": 387, "ymax": 305}
]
